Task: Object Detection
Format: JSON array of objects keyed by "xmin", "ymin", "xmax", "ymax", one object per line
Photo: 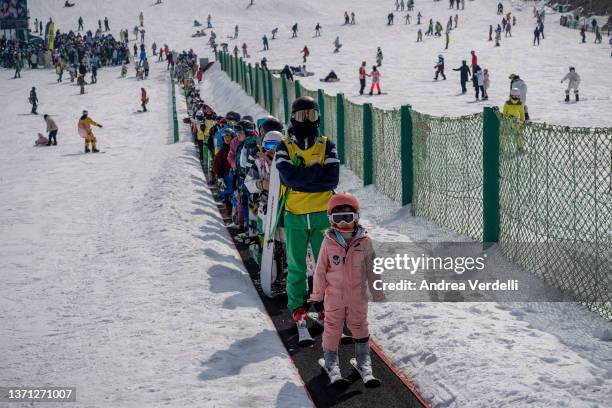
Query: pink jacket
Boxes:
[
  {"xmin": 370, "ymin": 70, "xmax": 381, "ymax": 83},
  {"xmin": 310, "ymin": 227, "xmax": 384, "ymax": 309},
  {"xmin": 227, "ymin": 137, "xmax": 241, "ymax": 170}
]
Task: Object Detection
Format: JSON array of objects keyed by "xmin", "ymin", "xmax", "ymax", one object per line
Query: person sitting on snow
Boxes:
[
  {"xmin": 35, "ymin": 133, "xmax": 49, "ymax": 146},
  {"xmin": 323, "ymin": 70, "xmax": 338, "ymax": 82}
]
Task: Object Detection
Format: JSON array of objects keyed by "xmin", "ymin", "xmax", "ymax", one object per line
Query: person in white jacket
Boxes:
[{"xmin": 561, "ymin": 66, "xmax": 581, "ymax": 102}]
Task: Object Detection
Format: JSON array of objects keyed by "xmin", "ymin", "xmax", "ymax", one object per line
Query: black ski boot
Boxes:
[
  {"xmin": 575, "ymin": 92, "xmax": 579, "ymax": 102},
  {"xmin": 92, "ymin": 148, "xmax": 100, "ymax": 153},
  {"xmin": 565, "ymin": 93, "xmax": 570, "ymax": 103},
  {"xmin": 85, "ymin": 147, "xmax": 91, "ymax": 153}
]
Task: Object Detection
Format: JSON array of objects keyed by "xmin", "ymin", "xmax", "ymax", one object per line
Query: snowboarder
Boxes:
[
  {"xmin": 309, "ymin": 193, "xmax": 384, "ymax": 386},
  {"xmin": 314, "ymin": 23, "xmax": 321, "ymax": 37},
  {"xmin": 44, "ymin": 114, "xmax": 58, "ymax": 145},
  {"xmin": 78, "ymin": 110, "xmax": 102, "ymax": 153},
  {"xmin": 368, "ymin": 66, "xmax": 381, "ymax": 95},
  {"xmin": 452, "ymin": 60, "xmax": 470, "ymax": 93},
  {"xmin": 275, "ymin": 96, "xmax": 339, "ymax": 342},
  {"xmin": 291, "ymin": 23, "xmax": 298, "ymax": 38},
  {"xmin": 376, "ymin": 47, "xmax": 383, "ymax": 66},
  {"xmin": 561, "ymin": 67, "xmax": 580, "ymax": 102},
  {"xmin": 509, "ymin": 74, "xmax": 529, "ymax": 120},
  {"xmin": 434, "ymin": 55, "xmax": 446, "ymax": 80},
  {"xmin": 140, "ymin": 88, "xmax": 149, "ymax": 112},
  {"xmin": 301, "ymin": 45, "xmax": 309, "ymax": 63},
  {"xmin": 272, "ymin": 27, "xmax": 278, "ymax": 40},
  {"xmin": 29, "ymin": 87, "xmax": 38, "ymax": 114},
  {"xmin": 262, "ymin": 35, "xmax": 269, "ymax": 50},
  {"xmin": 358, "ymin": 61, "xmax": 367, "ymax": 95}
]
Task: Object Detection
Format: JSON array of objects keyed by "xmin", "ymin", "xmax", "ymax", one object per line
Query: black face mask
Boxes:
[{"xmin": 291, "ymin": 119, "xmax": 318, "ymax": 139}]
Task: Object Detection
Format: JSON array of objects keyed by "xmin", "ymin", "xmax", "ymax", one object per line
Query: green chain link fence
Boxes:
[
  {"xmin": 214, "ymin": 52, "xmax": 611, "ymax": 320},
  {"xmin": 498, "ymin": 117, "xmax": 612, "ymax": 320}
]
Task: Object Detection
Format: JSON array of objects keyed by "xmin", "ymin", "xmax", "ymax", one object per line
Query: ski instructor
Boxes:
[{"xmin": 276, "ymin": 96, "xmax": 340, "ymax": 325}]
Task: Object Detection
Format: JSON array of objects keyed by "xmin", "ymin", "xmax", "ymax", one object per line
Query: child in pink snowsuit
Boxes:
[
  {"xmin": 368, "ymin": 66, "xmax": 381, "ymax": 95},
  {"xmin": 309, "ymin": 192, "xmax": 384, "ymax": 380}
]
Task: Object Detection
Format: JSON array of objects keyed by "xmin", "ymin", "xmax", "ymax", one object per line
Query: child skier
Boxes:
[
  {"xmin": 140, "ymin": 88, "xmax": 149, "ymax": 112},
  {"xmin": 368, "ymin": 66, "xmax": 381, "ymax": 95},
  {"xmin": 309, "ymin": 192, "xmax": 384, "ymax": 385},
  {"xmin": 560, "ymin": 67, "xmax": 580, "ymax": 102},
  {"xmin": 434, "ymin": 55, "xmax": 446, "ymax": 80}
]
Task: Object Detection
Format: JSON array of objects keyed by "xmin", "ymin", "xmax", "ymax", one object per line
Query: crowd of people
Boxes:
[{"xmin": 180, "ymin": 61, "xmax": 386, "ymax": 382}]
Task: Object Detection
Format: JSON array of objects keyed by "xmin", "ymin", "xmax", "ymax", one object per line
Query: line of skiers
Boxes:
[{"xmin": 185, "ymin": 74, "xmax": 384, "ymax": 383}]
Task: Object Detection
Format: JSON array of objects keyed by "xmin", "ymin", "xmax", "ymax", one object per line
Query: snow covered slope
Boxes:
[
  {"xmin": 0, "ymin": 62, "xmax": 310, "ymax": 406},
  {"xmin": 30, "ymin": 0, "xmax": 612, "ymax": 127}
]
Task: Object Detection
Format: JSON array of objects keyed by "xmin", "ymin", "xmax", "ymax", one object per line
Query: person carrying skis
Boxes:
[
  {"xmin": 358, "ymin": 61, "xmax": 367, "ymax": 95},
  {"xmin": 44, "ymin": 114, "xmax": 58, "ymax": 145},
  {"xmin": 29, "ymin": 87, "xmax": 38, "ymax": 114},
  {"xmin": 434, "ymin": 55, "xmax": 446, "ymax": 80},
  {"xmin": 275, "ymin": 96, "xmax": 339, "ymax": 335},
  {"xmin": 140, "ymin": 88, "xmax": 149, "ymax": 112},
  {"xmin": 452, "ymin": 60, "xmax": 470, "ymax": 94},
  {"xmin": 376, "ymin": 47, "xmax": 383, "ymax": 66},
  {"xmin": 561, "ymin": 67, "xmax": 580, "ymax": 102},
  {"xmin": 78, "ymin": 110, "xmax": 102, "ymax": 153},
  {"xmin": 368, "ymin": 66, "xmax": 381, "ymax": 95},
  {"xmin": 309, "ymin": 192, "xmax": 384, "ymax": 385},
  {"xmin": 301, "ymin": 45, "xmax": 309, "ymax": 63}
]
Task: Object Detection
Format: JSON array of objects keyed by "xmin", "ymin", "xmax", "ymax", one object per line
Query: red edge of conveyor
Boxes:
[{"xmin": 370, "ymin": 339, "xmax": 432, "ymax": 408}]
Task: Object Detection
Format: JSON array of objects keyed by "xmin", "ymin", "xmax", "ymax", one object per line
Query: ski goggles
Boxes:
[
  {"xmin": 263, "ymin": 140, "xmax": 281, "ymax": 151},
  {"xmin": 328, "ymin": 212, "xmax": 359, "ymax": 224},
  {"xmin": 291, "ymin": 108, "xmax": 319, "ymax": 123}
]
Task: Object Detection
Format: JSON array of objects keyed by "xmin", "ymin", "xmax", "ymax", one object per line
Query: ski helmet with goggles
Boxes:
[
  {"xmin": 327, "ymin": 192, "xmax": 361, "ymax": 231},
  {"xmin": 238, "ymin": 119, "xmax": 255, "ymax": 134},
  {"xmin": 221, "ymin": 128, "xmax": 235, "ymax": 138},
  {"xmin": 510, "ymin": 88, "xmax": 521, "ymax": 99},
  {"xmin": 262, "ymin": 130, "xmax": 283, "ymax": 151},
  {"xmin": 226, "ymin": 111, "xmax": 241, "ymax": 122},
  {"xmin": 290, "ymin": 96, "xmax": 320, "ymax": 124}
]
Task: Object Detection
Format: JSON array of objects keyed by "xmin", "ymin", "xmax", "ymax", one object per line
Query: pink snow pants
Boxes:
[{"xmin": 322, "ymin": 303, "xmax": 369, "ymax": 351}]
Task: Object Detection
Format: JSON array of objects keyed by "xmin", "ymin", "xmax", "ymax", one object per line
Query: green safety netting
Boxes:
[
  {"xmin": 499, "ymin": 117, "xmax": 612, "ymax": 320},
  {"xmin": 372, "ymin": 107, "xmax": 402, "ymax": 202},
  {"xmin": 343, "ymin": 100, "xmax": 364, "ymax": 178},
  {"xmin": 322, "ymin": 92, "xmax": 337, "ymax": 143},
  {"xmin": 411, "ymin": 111, "xmax": 484, "ymax": 240}
]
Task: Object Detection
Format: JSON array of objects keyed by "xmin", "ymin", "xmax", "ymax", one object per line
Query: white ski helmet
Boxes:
[
  {"xmin": 510, "ymin": 88, "xmax": 521, "ymax": 98},
  {"xmin": 263, "ymin": 130, "xmax": 283, "ymax": 143}
]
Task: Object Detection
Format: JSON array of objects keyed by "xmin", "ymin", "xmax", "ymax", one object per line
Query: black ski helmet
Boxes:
[
  {"xmin": 291, "ymin": 96, "xmax": 319, "ymax": 115},
  {"xmin": 226, "ymin": 111, "xmax": 241, "ymax": 122},
  {"xmin": 258, "ymin": 116, "xmax": 284, "ymax": 135},
  {"xmin": 242, "ymin": 115, "xmax": 254, "ymax": 123}
]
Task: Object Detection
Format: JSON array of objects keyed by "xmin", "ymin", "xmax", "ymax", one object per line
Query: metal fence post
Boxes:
[
  {"xmin": 254, "ymin": 64, "xmax": 260, "ymax": 104},
  {"xmin": 336, "ymin": 93, "xmax": 345, "ymax": 164},
  {"xmin": 400, "ymin": 105, "xmax": 414, "ymax": 206},
  {"xmin": 482, "ymin": 107, "xmax": 500, "ymax": 243},
  {"xmin": 363, "ymin": 103, "xmax": 374, "ymax": 186},
  {"xmin": 248, "ymin": 63, "xmax": 254, "ymax": 97},
  {"xmin": 282, "ymin": 75, "xmax": 289, "ymax": 124},
  {"xmin": 267, "ymin": 70, "xmax": 274, "ymax": 114},
  {"xmin": 294, "ymin": 80, "xmax": 301, "ymax": 98},
  {"xmin": 317, "ymin": 89, "xmax": 325, "ymax": 137}
]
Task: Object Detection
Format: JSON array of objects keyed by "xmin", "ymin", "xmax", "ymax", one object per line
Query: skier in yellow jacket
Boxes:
[
  {"xmin": 502, "ymin": 88, "xmax": 526, "ymax": 152},
  {"xmin": 78, "ymin": 110, "xmax": 103, "ymax": 153}
]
